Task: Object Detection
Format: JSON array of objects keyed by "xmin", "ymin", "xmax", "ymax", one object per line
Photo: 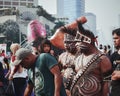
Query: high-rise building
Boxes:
[
  {"xmin": 57, "ymin": 0, "xmax": 64, "ymax": 17},
  {"xmin": 84, "ymin": 12, "xmax": 97, "ymax": 35},
  {"xmin": 0, "ymin": 0, "xmax": 38, "ymax": 8},
  {"xmin": 63, "ymin": 0, "xmax": 85, "ymax": 23},
  {"xmin": 119, "ymin": 14, "xmax": 120, "ymax": 27}
]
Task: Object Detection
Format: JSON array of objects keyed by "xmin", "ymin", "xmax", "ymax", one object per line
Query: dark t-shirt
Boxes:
[
  {"xmin": 28, "ymin": 53, "xmax": 66, "ymax": 96},
  {"xmin": 110, "ymin": 51, "xmax": 120, "ymax": 70},
  {"xmin": 110, "ymin": 51, "xmax": 120, "ymax": 96},
  {"xmin": 0, "ymin": 62, "xmax": 5, "ymax": 82}
]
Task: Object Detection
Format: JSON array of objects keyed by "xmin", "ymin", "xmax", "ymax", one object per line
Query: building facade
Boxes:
[
  {"xmin": 63, "ymin": 0, "xmax": 85, "ymax": 23},
  {"xmin": 84, "ymin": 12, "xmax": 97, "ymax": 36},
  {"xmin": 119, "ymin": 14, "xmax": 120, "ymax": 27},
  {"xmin": 0, "ymin": 0, "xmax": 55, "ymax": 40},
  {"xmin": 0, "ymin": 0, "xmax": 38, "ymax": 8}
]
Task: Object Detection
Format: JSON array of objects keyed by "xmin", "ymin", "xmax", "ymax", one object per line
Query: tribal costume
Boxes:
[
  {"xmin": 71, "ymin": 53, "xmax": 104, "ymax": 96},
  {"xmin": 68, "ymin": 21, "xmax": 112, "ymax": 96}
]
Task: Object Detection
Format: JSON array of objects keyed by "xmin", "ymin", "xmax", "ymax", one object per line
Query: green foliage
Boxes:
[
  {"xmin": 3, "ymin": 20, "xmax": 20, "ymax": 43},
  {"xmin": 51, "ymin": 21, "xmax": 65, "ymax": 35},
  {"xmin": 54, "ymin": 21, "xmax": 65, "ymax": 30},
  {"xmin": 0, "ymin": 24, "xmax": 4, "ymax": 34},
  {"xmin": 36, "ymin": 6, "xmax": 55, "ymax": 22},
  {"xmin": 0, "ymin": 20, "xmax": 26, "ymax": 51}
]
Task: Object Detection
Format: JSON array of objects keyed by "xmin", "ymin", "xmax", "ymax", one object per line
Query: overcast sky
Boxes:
[
  {"xmin": 39, "ymin": 0, "xmax": 120, "ymax": 45},
  {"xmin": 85, "ymin": 0, "xmax": 120, "ymax": 45},
  {"xmin": 38, "ymin": 0, "xmax": 57, "ymax": 14}
]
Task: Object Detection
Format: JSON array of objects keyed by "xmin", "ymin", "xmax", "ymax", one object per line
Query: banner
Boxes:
[{"xmin": 0, "ymin": 44, "xmax": 7, "ymax": 56}]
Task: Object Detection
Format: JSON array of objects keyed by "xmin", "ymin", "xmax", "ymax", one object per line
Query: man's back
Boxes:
[{"xmin": 28, "ymin": 53, "xmax": 66, "ymax": 96}]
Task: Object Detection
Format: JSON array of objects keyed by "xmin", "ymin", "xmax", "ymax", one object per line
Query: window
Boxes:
[
  {"xmin": 20, "ymin": 0, "xmax": 26, "ymax": 1},
  {"xmin": 0, "ymin": 1, "xmax": 3, "ymax": 5},
  {"xmin": 20, "ymin": 2, "xmax": 26, "ymax": 6},
  {"xmin": 4, "ymin": 1, "xmax": 11, "ymax": 5},
  {"xmin": 12, "ymin": 2, "xmax": 19, "ymax": 5},
  {"xmin": 28, "ymin": 3, "xmax": 33, "ymax": 7},
  {"xmin": 28, "ymin": 0, "xmax": 34, "ymax": 1}
]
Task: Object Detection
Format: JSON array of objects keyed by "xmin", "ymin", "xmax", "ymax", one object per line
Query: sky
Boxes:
[
  {"xmin": 85, "ymin": 0, "xmax": 120, "ymax": 45},
  {"xmin": 39, "ymin": 0, "xmax": 120, "ymax": 45},
  {"xmin": 38, "ymin": 0, "xmax": 57, "ymax": 14}
]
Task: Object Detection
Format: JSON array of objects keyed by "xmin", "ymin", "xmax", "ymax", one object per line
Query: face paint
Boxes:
[
  {"xmin": 76, "ymin": 42, "xmax": 89, "ymax": 54},
  {"xmin": 64, "ymin": 34, "xmax": 77, "ymax": 54}
]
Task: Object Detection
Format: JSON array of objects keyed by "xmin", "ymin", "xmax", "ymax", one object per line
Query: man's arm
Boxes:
[
  {"xmin": 24, "ymin": 83, "xmax": 34, "ymax": 96},
  {"xmin": 100, "ymin": 56, "xmax": 112, "ymax": 96},
  {"xmin": 50, "ymin": 65, "xmax": 63, "ymax": 96}
]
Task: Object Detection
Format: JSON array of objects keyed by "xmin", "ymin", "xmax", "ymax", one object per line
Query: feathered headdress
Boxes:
[{"xmin": 27, "ymin": 20, "xmax": 46, "ymax": 43}]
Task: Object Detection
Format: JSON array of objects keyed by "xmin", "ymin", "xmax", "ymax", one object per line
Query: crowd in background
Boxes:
[{"xmin": 1, "ymin": 16, "xmax": 120, "ymax": 96}]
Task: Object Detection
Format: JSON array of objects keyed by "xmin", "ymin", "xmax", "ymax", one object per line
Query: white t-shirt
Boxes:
[{"xmin": 10, "ymin": 61, "xmax": 28, "ymax": 78}]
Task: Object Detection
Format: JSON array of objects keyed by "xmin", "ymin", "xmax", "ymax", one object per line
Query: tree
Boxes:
[
  {"xmin": 36, "ymin": 6, "xmax": 55, "ymax": 22},
  {"xmin": 36, "ymin": 6, "xmax": 45, "ymax": 16},
  {"xmin": 51, "ymin": 21, "xmax": 65, "ymax": 35},
  {"xmin": 3, "ymin": 20, "xmax": 20, "ymax": 43},
  {"xmin": 2, "ymin": 20, "xmax": 26, "ymax": 51},
  {"xmin": 0, "ymin": 23, "xmax": 4, "ymax": 34},
  {"xmin": 0, "ymin": 20, "xmax": 27, "ymax": 51}
]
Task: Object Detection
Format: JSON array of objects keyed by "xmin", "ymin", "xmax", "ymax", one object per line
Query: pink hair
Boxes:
[{"xmin": 27, "ymin": 20, "xmax": 46, "ymax": 42}]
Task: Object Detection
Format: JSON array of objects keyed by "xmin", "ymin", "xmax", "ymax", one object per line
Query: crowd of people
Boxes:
[
  {"xmin": 0, "ymin": 16, "xmax": 120, "ymax": 96},
  {"xmin": 98, "ymin": 44, "xmax": 112, "ymax": 58}
]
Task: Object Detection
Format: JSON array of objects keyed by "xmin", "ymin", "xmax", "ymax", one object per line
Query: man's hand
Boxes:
[{"xmin": 112, "ymin": 70, "xmax": 120, "ymax": 80}]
